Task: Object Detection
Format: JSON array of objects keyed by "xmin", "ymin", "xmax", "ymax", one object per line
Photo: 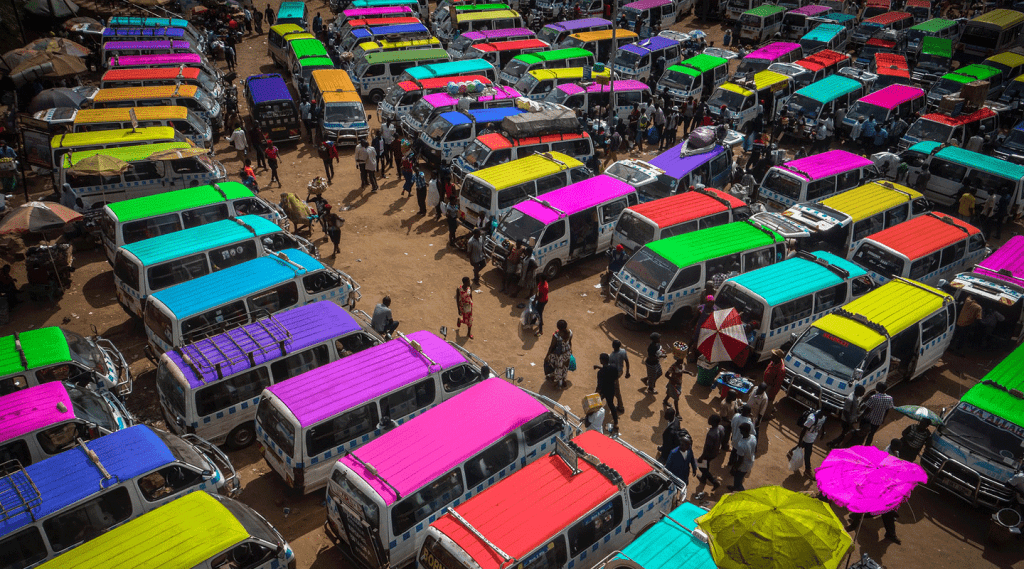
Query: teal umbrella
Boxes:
[{"xmin": 894, "ymin": 405, "xmax": 943, "ymax": 425}]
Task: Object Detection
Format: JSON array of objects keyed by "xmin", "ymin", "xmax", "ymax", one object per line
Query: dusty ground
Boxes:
[{"xmin": 2, "ymin": 2, "xmax": 1023, "ymax": 568}]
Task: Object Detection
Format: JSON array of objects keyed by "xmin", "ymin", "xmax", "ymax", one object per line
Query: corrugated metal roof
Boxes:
[
  {"xmin": 0, "ymin": 425, "xmax": 175, "ymax": 537},
  {"xmin": 246, "ymin": 73, "xmax": 293, "ymax": 103},
  {"xmin": 63, "ymin": 141, "xmax": 192, "ymax": 167},
  {"xmin": 168, "ymin": 301, "xmax": 361, "ymax": 389},
  {"xmin": 0, "ymin": 381, "xmax": 73, "ymax": 442},
  {"xmin": 961, "ymin": 341, "xmax": 1024, "ymax": 429},
  {"xmin": 974, "ymin": 235, "xmax": 1024, "ymax": 287},
  {"xmin": 365, "ymin": 48, "xmax": 450, "ymax": 64},
  {"xmin": 107, "ymin": 182, "xmax": 253, "ymax": 223},
  {"xmin": 909, "ymin": 141, "xmax": 1024, "ymax": 180},
  {"xmin": 34, "ymin": 492, "xmax": 249, "ymax": 569},
  {"xmin": 778, "ymin": 149, "xmax": 873, "ymax": 181},
  {"xmin": 341, "ymin": 379, "xmax": 547, "ymax": 505},
  {"xmin": 150, "ymin": 249, "xmax": 322, "ymax": 318},
  {"xmin": 473, "ymin": 152, "xmax": 582, "ymax": 190},
  {"xmin": 814, "ymin": 278, "xmax": 950, "ymax": 350},
  {"xmin": 50, "ymin": 126, "xmax": 178, "ymax": 149},
  {"xmin": 93, "ymin": 85, "xmax": 198, "ymax": 102},
  {"xmin": 122, "ymin": 215, "xmax": 281, "ymax": 265},
  {"xmin": 646, "ymin": 221, "xmax": 783, "ymax": 269},
  {"xmin": 433, "ymin": 431, "xmax": 654, "ymax": 569},
  {"xmin": 726, "ymin": 251, "xmax": 867, "ymax": 306},
  {"xmin": 866, "ymin": 212, "xmax": 979, "ymax": 259},
  {"xmin": 625, "ymin": 188, "xmax": 745, "ymax": 228},
  {"xmin": 101, "ymin": 67, "xmax": 200, "ymax": 81},
  {"xmin": 513, "ymin": 47, "xmax": 593, "ymax": 64},
  {"xmin": 514, "ymin": 175, "xmax": 634, "ymax": 224},
  {"xmin": 795, "ymin": 75, "xmax": 862, "ymax": 104},
  {"xmin": 266, "ymin": 330, "xmax": 465, "ymax": 427},
  {"xmin": 819, "ymin": 181, "xmax": 922, "ymax": 222},
  {"xmin": 613, "ymin": 502, "xmax": 715, "ymax": 569}
]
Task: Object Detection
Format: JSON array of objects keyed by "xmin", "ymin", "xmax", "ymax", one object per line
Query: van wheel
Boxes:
[
  {"xmin": 543, "ymin": 260, "xmax": 561, "ymax": 280},
  {"xmin": 226, "ymin": 424, "xmax": 256, "ymax": 450},
  {"xmin": 369, "ymin": 90, "xmax": 385, "ymax": 104},
  {"xmin": 669, "ymin": 306, "xmax": 691, "ymax": 326}
]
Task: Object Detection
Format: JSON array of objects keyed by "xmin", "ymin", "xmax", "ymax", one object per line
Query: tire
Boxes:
[
  {"xmin": 543, "ymin": 260, "xmax": 562, "ymax": 280},
  {"xmin": 369, "ymin": 89, "xmax": 385, "ymax": 104},
  {"xmin": 226, "ymin": 423, "xmax": 256, "ymax": 450}
]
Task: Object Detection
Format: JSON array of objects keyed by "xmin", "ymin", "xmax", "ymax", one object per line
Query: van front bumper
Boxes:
[
  {"xmin": 610, "ymin": 278, "xmax": 664, "ymax": 324},
  {"xmin": 782, "ymin": 369, "xmax": 842, "ymax": 413},
  {"xmin": 920, "ymin": 447, "xmax": 1014, "ymax": 509}
]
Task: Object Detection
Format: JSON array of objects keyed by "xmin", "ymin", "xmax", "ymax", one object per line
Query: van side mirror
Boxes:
[
  {"xmin": 790, "ymin": 332, "xmax": 798, "ymax": 343},
  {"xmin": 853, "ymin": 368, "xmax": 864, "ymax": 380}
]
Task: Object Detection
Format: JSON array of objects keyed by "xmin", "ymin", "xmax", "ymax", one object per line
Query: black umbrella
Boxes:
[{"xmin": 29, "ymin": 88, "xmax": 88, "ymax": 113}]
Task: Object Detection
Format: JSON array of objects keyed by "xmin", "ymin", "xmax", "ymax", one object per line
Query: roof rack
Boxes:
[
  {"xmin": 231, "ymin": 216, "xmax": 258, "ymax": 237},
  {"xmin": 926, "ymin": 212, "xmax": 971, "ymax": 236},
  {"xmin": 12, "ymin": 332, "xmax": 27, "ymax": 370},
  {"xmin": 876, "ymin": 180, "xmax": 913, "ymax": 200},
  {"xmin": 212, "ymin": 182, "xmax": 227, "ymax": 200},
  {"xmin": 79, "ymin": 438, "xmax": 118, "ymax": 489},
  {"xmin": 397, "ymin": 331, "xmax": 439, "ymax": 370},
  {"xmin": 893, "ymin": 276, "xmax": 953, "ymax": 304},
  {"xmin": 178, "ymin": 311, "xmax": 290, "ymax": 382},
  {"xmin": 692, "ymin": 187, "xmax": 733, "ymax": 210},
  {"xmin": 556, "ymin": 439, "xmax": 625, "ymax": 489},
  {"xmin": 0, "ymin": 460, "xmax": 41, "ymax": 523},
  {"xmin": 832, "ymin": 307, "xmax": 890, "ymax": 339},
  {"xmin": 445, "ymin": 506, "xmax": 514, "ymax": 565},
  {"xmin": 745, "ymin": 219, "xmax": 780, "ymax": 241},
  {"xmin": 526, "ymin": 195, "xmax": 566, "ymax": 216},
  {"xmin": 537, "ymin": 151, "xmax": 567, "ymax": 168},
  {"xmin": 795, "ymin": 251, "xmax": 851, "ymax": 280},
  {"xmin": 343, "ymin": 452, "xmax": 403, "ymax": 499}
]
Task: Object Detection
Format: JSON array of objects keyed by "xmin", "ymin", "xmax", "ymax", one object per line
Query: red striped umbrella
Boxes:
[
  {"xmin": 0, "ymin": 202, "xmax": 82, "ymax": 234},
  {"xmin": 697, "ymin": 308, "xmax": 749, "ymax": 364}
]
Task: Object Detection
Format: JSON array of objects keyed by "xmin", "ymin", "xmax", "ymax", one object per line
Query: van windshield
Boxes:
[
  {"xmin": 660, "ymin": 68, "xmax": 696, "ymax": 89},
  {"xmin": 460, "ymin": 139, "xmax": 492, "ymax": 167},
  {"xmin": 1002, "ymin": 128, "xmax": 1024, "ymax": 151},
  {"xmin": 615, "ymin": 50, "xmax": 645, "ymax": 67},
  {"xmin": 790, "ymin": 327, "xmax": 866, "ymax": 380},
  {"xmin": 325, "ymin": 103, "xmax": 365, "ymax": 123},
  {"xmin": 787, "ymin": 94, "xmax": 824, "ymax": 119},
  {"xmin": 503, "ymin": 58, "xmax": 532, "ymax": 79},
  {"xmin": 930, "ymin": 76, "xmax": 965, "ymax": 97},
  {"xmin": 421, "ymin": 535, "xmax": 472, "ymax": 569},
  {"xmin": 156, "ymin": 363, "xmax": 187, "ymax": 417},
  {"xmin": 942, "ymin": 403, "xmax": 1024, "ymax": 464},
  {"xmin": 904, "ymin": 119, "xmax": 953, "ymax": 142},
  {"xmin": 63, "ymin": 330, "xmax": 107, "ymax": 377},
  {"xmin": 614, "ymin": 211, "xmax": 657, "ymax": 247},
  {"xmin": 409, "ymin": 98, "xmax": 438, "ymax": 123},
  {"xmin": 735, "ymin": 58, "xmax": 769, "ymax": 75},
  {"xmin": 425, "ymin": 116, "xmax": 454, "ymax": 141},
  {"xmin": 852, "ymin": 242, "xmax": 905, "ymax": 277},
  {"xmin": 152, "ymin": 426, "xmax": 210, "ymax": 470},
  {"xmin": 715, "ymin": 283, "xmax": 765, "ymax": 323},
  {"xmin": 623, "ymin": 247, "xmax": 678, "ymax": 290},
  {"xmin": 450, "ymin": 34, "xmax": 477, "ymax": 52},
  {"xmin": 497, "ymin": 208, "xmax": 545, "ymax": 243},
  {"xmin": 537, "ymin": 27, "xmax": 561, "ymax": 45},
  {"xmin": 707, "ymin": 88, "xmax": 748, "ymax": 111},
  {"xmin": 66, "ymin": 384, "xmax": 118, "ymax": 431},
  {"xmin": 847, "ymin": 100, "xmax": 888, "ymax": 121},
  {"xmin": 761, "ymin": 169, "xmax": 804, "ymax": 200},
  {"xmin": 329, "ymin": 470, "xmax": 381, "ymax": 528}
]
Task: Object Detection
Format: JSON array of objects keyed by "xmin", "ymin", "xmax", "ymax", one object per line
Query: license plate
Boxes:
[
  {"xmin": 767, "ymin": 200, "xmax": 785, "ymax": 211},
  {"xmin": 939, "ymin": 476, "xmax": 972, "ymax": 496},
  {"xmin": 616, "ymin": 299, "xmax": 631, "ymax": 313},
  {"xmin": 272, "ymin": 126, "xmax": 285, "ymax": 131},
  {"xmin": 790, "ymin": 391, "xmax": 814, "ymax": 408}
]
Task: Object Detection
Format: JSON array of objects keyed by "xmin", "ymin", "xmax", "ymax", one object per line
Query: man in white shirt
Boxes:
[
  {"xmin": 354, "ymin": 141, "xmax": 369, "ymax": 189},
  {"xmin": 228, "ymin": 127, "xmax": 248, "ymax": 160},
  {"xmin": 794, "ymin": 408, "xmax": 827, "ymax": 476}
]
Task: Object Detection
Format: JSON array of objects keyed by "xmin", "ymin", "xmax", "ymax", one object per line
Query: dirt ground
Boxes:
[{"xmin": 2, "ymin": 2, "xmax": 1023, "ymax": 567}]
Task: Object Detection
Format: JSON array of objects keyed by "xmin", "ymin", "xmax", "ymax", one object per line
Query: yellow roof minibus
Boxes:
[
  {"xmin": 47, "ymin": 126, "xmax": 189, "ymax": 181},
  {"xmin": 93, "ymin": 85, "xmax": 222, "ymax": 128},
  {"xmin": 310, "ymin": 69, "xmax": 369, "ymax": 145},
  {"xmin": 69, "ymin": 106, "xmax": 212, "ymax": 148}
]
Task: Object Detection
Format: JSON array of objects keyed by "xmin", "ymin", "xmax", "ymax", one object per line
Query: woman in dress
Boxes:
[
  {"xmin": 545, "ymin": 319, "xmax": 573, "ymax": 389},
  {"xmin": 455, "ymin": 276, "xmax": 474, "ymax": 339}
]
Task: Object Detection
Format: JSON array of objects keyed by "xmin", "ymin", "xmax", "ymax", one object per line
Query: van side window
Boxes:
[
  {"xmin": 303, "ymin": 270, "xmax": 343, "ymax": 294},
  {"xmin": 939, "ymin": 241, "xmax": 965, "ymax": 267},
  {"xmin": 123, "ymin": 160, "xmax": 163, "ymax": 182},
  {"xmin": 628, "ymin": 473, "xmax": 668, "ymax": 509},
  {"xmin": 541, "ymin": 221, "xmax": 566, "ymax": 245},
  {"xmin": 967, "ymin": 233, "xmax": 986, "ymax": 252},
  {"xmin": 392, "ymin": 469, "xmax": 466, "ymax": 535},
  {"xmin": 380, "ymin": 378, "xmax": 436, "ymax": 420},
  {"xmin": 442, "ymin": 363, "xmax": 483, "ymax": 392},
  {"xmin": 148, "ymin": 254, "xmax": 208, "ymax": 292},
  {"xmin": 885, "ymin": 203, "xmax": 909, "ymax": 227},
  {"xmin": 908, "ymin": 252, "xmax": 940, "ymax": 279},
  {"xmin": 522, "ymin": 411, "xmax": 564, "ymax": 446},
  {"xmin": 836, "ymin": 170, "xmax": 861, "ymax": 192},
  {"xmin": 852, "ymin": 276, "xmax": 874, "ymax": 297},
  {"xmin": 182, "ymin": 300, "xmax": 248, "ymax": 341},
  {"xmin": 536, "ymin": 175, "xmax": 566, "ymax": 196},
  {"xmin": 699, "ymin": 211, "xmax": 730, "ymax": 229},
  {"xmin": 929, "ymin": 158, "xmax": 966, "ymax": 183},
  {"xmin": 0, "ymin": 528, "xmax": 47, "ymax": 569},
  {"xmin": 601, "ymin": 199, "xmax": 628, "ymax": 224},
  {"xmin": 363, "ymin": 64, "xmax": 385, "ymax": 77},
  {"xmin": 449, "ymin": 124, "xmax": 473, "ymax": 141},
  {"xmin": 515, "ymin": 537, "xmax": 567, "ymax": 569},
  {"xmin": 669, "ymin": 264, "xmax": 702, "ymax": 292},
  {"xmin": 170, "ymin": 158, "xmax": 206, "ymax": 174},
  {"xmin": 210, "ymin": 240, "xmax": 259, "ymax": 271},
  {"xmin": 771, "ymin": 295, "xmax": 813, "ymax": 329},
  {"xmin": 567, "ymin": 496, "xmax": 623, "ymax": 556},
  {"xmin": 806, "ymin": 178, "xmax": 836, "ymax": 201},
  {"xmin": 336, "ymin": 332, "xmax": 377, "ymax": 357},
  {"xmin": 178, "ymin": 204, "xmax": 228, "ymax": 229},
  {"xmin": 814, "ymin": 283, "xmax": 848, "ymax": 313},
  {"xmin": 211, "ymin": 542, "xmax": 275, "ymax": 569},
  {"xmin": 865, "ymin": 344, "xmax": 888, "ymax": 372},
  {"xmin": 488, "ymin": 148, "xmax": 512, "ymax": 165},
  {"xmin": 37, "ymin": 422, "xmax": 87, "ymax": 455},
  {"xmin": 196, "ymin": 367, "xmax": 271, "ymax": 417},
  {"xmin": 663, "ymin": 220, "xmax": 698, "ymax": 238},
  {"xmin": 248, "ymin": 281, "xmax": 299, "ymax": 314},
  {"xmin": 709, "ymin": 152, "xmax": 730, "ymax": 178},
  {"xmin": 498, "ymin": 183, "xmax": 532, "ymax": 210},
  {"xmin": 137, "ymin": 465, "xmax": 202, "ymax": 502},
  {"xmin": 43, "ymin": 486, "xmax": 133, "ymax": 553},
  {"xmin": 742, "ymin": 248, "xmax": 775, "ymax": 272},
  {"xmin": 920, "ymin": 311, "xmax": 948, "ymax": 345},
  {"xmin": 570, "ymin": 166, "xmax": 591, "ymax": 183},
  {"xmin": 852, "ymin": 213, "xmax": 885, "ymax": 242},
  {"xmin": 270, "ymin": 345, "xmax": 329, "ymax": 382},
  {"xmin": 305, "ymin": 402, "xmax": 379, "ymax": 456},
  {"xmin": 0, "ymin": 439, "xmax": 31, "ymax": 464},
  {"xmin": 0, "ymin": 375, "xmax": 27, "ymax": 395},
  {"xmin": 465, "ymin": 433, "xmax": 519, "ymax": 487}
]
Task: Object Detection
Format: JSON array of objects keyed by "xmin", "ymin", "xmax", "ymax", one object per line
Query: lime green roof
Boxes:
[
  {"xmin": 646, "ymin": 222, "xmax": 783, "ymax": 269},
  {"xmin": 513, "ymin": 47, "xmax": 593, "ymax": 64},
  {"xmin": 962, "ymin": 341, "xmax": 1024, "ymax": 429},
  {"xmin": 298, "ymin": 56, "xmax": 335, "ymax": 68},
  {"xmin": 671, "ymin": 54, "xmax": 728, "ymax": 77},
  {"xmin": 62, "ymin": 142, "xmax": 193, "ymax": 168},
  {"xmin": 939, "ymin": 63, "xmax": 1001, "ymax": 85},
  {"xmin": 744, "ymin": 4, "xmax": 786, "ymax": 16},
  {"xmin": 36, "ymin": 492, "xmax": 250, "ymax": 569},
  {"xmin": 0, "ymin": 328, "xmax": 71, "ymax": 377},
  {"xmin": 921, "ymin": 36, "xmax": 952, "ymax": 58},
  {"xmin": 106, "ymin": 182, "xmax": 254, "ymax": 223},
  {"xmin": 910, "ymin": 18, "xmax": 956, "ymax": 32},
  {"xmin": 290, "ymin": 38, "xmax": 329, "ymax": 59},
  {"xmin": 455, "ymin": 2, "xmax": 509, "ymax": 10}
]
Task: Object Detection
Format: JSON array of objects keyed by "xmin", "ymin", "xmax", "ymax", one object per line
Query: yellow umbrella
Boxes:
[
  {"xmin": 695, "ymin": 485, "xmax": 853, "ymax": 569},
  {"xmin": 67, "ymin": 154, "xmax": 130, "ymax": 176},
  {"xmin": 148, "ymin": 147, "xmax": 209, "ymax": 160}
]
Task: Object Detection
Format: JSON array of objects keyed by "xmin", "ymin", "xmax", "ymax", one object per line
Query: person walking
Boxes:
[
  {"xmin": 953, "ymin": 295, "xmax": 982, "ymax": 353},
  {"xmin": 828, "ymin": 384, "xmax": 866, "ymax": 448},
  {"xmin": 229, "ymin": 126, "xmax": 247, "ymax": 161},
  {"xmin": 371, "ymin": 131, "xmax": 388, "ymax": 179},
  {"xmin": 728, "ymin": 423, "xmax": 756, "ymax": 491},
  {"xmin": 365, "ymin": 141, "xmax": 379, "ymax": 192},
  {"xmin": 444, "ymin": 195, "xmax": 460, "ymax": 246},
  {"xmin": 596, "ymin": 353, "xmax": 620, "ymax": 434},
  {"xmin": 355, "ymin": 140, "xmax": 369, "ymax": 188},
  {"xmin": 608, "ymin": 340, "xmax": 629, "ymax": 413},
  {"xmin": 730, "ymin": 404, "xmax": 754, "ymax": 453},
  {"xmin": 455, "ymin": 276, "xmax": 474, "ymax": 339},
  {"xmin": 747, "ymin": 383, "xmax": 769, "ymax": 441},
  {"xmin": 793, "ymin": 408, "xmax": 827, "ymax": 476},
  {"xmin": 663, "ymin": 106, "xmax": 679, "ymax": 149},
  {"xmin": 253, "ymin": 8, "xmax": 263, "ymax": 34},
  {"xmin": 763, "ymin": 349, "xmax": 786, "ymax": 409},
  {"xmin": 427, "ymin": 175, "xmax": 442, "ymax": 220},
  {"xmin": 249, "ymin": 125, "xmax": 267, "ymax": 169},
  {"xmin": 224, "ymin": 43, "xmax": 236, "ymax": 71},
  {"xmin": 414, "ymin": 168, "xmax": 429, "ymax": 214},
  {"xmin": 602, "ymin": 129, "xmax": 621, "ymax": 171},
  {"xmin": 324, "ymin": 209, "xmax": 343, "ymax": 256},
  {"xmin": 545, "ymin": 320, "xmax": 574, "ymax": 388},
  {"xmin": 264, "ymin": 140, "xmax": 280, "ymax": 187},
  {"xmin": 663, "ymin": 354, "xmax": 685, "ymax": 415},
  {"xmin": 317, "ymin": 140, "xmax": 338, "ymax": 184},
  {"xmin": 467, "ymin": 228, "xmax": 487, "ymax": 285},
  {"xmin": 401, "ymin": 153, "xmax": 415, "ymax": 196},
  {"xmin": 534, "ymin": 274, "xmax": 549, "ymax": 335},
  {"xmin": 862, "ymin": 382, "xmax": 894, "ymax": 446},
  {"xmin": 371, "ymin": 296, "xmax": 399, "ymax": 338},
  {"xmin": 643, "ymin": 333, "xmax": 665, "ymax": 395},
  {"xmin": 666, "ymin": 436, "xmax": 699, "ymax": 487},
  {"xmin": 652, "ymin": 104, "xmax": 666, "ymax": 148},
  {"xmin": 264, "ymin": 3, "xmax": 275, "ymax": 26},
  {"xmin": 696, "ymin": 414, "xmax": 724, "ymax": 490}
]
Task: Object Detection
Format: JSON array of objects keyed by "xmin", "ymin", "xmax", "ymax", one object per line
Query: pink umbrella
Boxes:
[{"xmin": 816, "ymin": 446, "xmax": 928, "ymax": 515}]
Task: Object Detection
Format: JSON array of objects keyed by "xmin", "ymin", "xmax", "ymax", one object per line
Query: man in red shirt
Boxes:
[
  {"xmin": 534, "ymin": 274, "xmax": 549, "ymax": 336},
  {"xmin": 763, "ymin": 349, "xmax": 786, "ymax": 406}
]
